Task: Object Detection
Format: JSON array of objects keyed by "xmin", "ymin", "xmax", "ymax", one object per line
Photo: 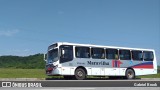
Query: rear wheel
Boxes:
[
  {"xmin": 75, "ymin": 68, "xmax": 86, "ymax": 80},
  {"xmin": 125, "ymin": 69, "xmax": 135, "ymax": 79}
]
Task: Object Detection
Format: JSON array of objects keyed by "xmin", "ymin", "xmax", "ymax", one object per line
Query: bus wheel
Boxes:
[
  {"xmin": 125, "ymin": 69, "xmax": 135, "ymax": 79},
  {"xmin": 75, "ymin": 68, "xmax": 86, "ymax": 80}
]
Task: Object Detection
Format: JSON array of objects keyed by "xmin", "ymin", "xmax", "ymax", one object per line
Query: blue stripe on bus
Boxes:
[{"xmin": 131, "ymin": 62, "xmax": 153, "ymax": 67}]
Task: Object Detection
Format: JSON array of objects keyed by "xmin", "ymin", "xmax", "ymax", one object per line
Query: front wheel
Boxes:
[
  {"xmin": 125, "ymin": 69, "xmax": 135, "ymax": 79},
  {"xmin": 75, "ymin": 68, "xmax": 86, "ymax": 80}
]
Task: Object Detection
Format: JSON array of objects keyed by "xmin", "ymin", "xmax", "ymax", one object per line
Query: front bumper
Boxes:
[{"xmin": 46, "ymin": 67, "xmax": 61, "ymax": 76}]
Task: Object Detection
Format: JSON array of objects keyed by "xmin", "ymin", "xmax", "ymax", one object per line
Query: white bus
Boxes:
[{"xmin": 45, "ymin": 42, "xmax": 157, "ymax": 80}]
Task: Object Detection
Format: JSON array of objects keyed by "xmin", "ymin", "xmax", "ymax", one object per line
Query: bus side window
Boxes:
[
  {"xmin": 106, "ymin": 49, "xmax": 118, "ymax": 60},
  {"xmin": 132, "ymin": 50, "xmax": 143, "ymax": 61},
  {"xmin": 119, "ymin": 49, "xmax": 131, "ymax": 60},
  {"xmin": 143, "ymin": 51, "xmax": 154, "ymax": 61},
  {"xmin": 75, "ymin": 47, "xmax": 90, "ymax": 58},
  {"xmin": 91, "ymin": 48, "xmax": 105, "ymax": 59}
]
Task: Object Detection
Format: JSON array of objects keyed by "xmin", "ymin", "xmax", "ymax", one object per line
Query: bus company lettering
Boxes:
[{"xmin": 87, "ymin": 61, "xmax": 109, "ymax": 65}]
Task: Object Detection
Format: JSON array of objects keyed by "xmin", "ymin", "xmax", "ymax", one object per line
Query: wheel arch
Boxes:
[
  {"xmin": 126, "ymin": 67, "xmax": 135, "ymax": 75},
  {"xmin": 75, "ymin": 66, "xmax": 88, "ymax": 75},
  {"xmin": 125, "ymin": 67, "xmax": 136, "ymax": 79}
]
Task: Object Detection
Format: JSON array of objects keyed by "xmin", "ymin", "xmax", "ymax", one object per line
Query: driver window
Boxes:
[{"xmin": 60, "ymin": 45, "xmax": 73, "ymax": 63}]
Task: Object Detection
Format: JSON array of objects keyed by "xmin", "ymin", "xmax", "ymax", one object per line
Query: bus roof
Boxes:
[{"xmin": 51, "ymin": 42, "xmax": 154, "ymax": 51}]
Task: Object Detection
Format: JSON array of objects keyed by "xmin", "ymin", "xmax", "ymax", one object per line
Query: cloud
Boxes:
[{"xmin": 0, "ymin": 29, "xmax": 20, "ymax": 37}]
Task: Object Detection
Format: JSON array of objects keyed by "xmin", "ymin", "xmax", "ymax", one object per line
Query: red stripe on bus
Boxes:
[{"xmin": 132, "ymin": 65, "xmax": 153, "ymax": 68}]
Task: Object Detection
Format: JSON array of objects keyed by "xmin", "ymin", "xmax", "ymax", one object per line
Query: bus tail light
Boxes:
[{"xmin": 47, "ymin": 67, "xmax": 53, "ymax": 71}]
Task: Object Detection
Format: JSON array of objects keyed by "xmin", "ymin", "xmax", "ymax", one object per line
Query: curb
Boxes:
[
  {"xmin": 0, "ymin": 78, "xmax": 160, "ymax": 81},
  {"xmin": 141, "ymin": 78, "xmax": 160, "ymax": 80}
]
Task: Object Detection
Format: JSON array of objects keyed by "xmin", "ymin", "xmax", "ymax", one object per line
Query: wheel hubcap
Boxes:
[
  {"xmin": 77, "ymin": 71, "xmax": 83, "ymax": 77},
  {"xmin": 128, "ymin": 72, "xmax": 133, "ymax": 78}
]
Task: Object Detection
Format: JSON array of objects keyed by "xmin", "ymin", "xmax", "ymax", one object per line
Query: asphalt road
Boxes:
[
  {"xmin": 0, "ymin": 79, "xmax": 160, "ymax": 88},
  {"xmin": 0, "ymin": 87, "xmax": 160, "ymax": 90}
]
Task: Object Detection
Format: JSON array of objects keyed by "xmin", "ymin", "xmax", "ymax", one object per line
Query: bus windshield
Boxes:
[{"xmin": 47, "ymin": 48, "xmax": 58, "ymax": 63}]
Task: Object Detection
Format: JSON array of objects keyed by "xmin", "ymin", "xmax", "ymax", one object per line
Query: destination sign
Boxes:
[{"xmin": 48, "ymin": 43, "xmax": 58, "ymax": 50}]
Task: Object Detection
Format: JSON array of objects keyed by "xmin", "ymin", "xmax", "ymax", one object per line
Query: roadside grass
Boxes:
[
  {"xmin": 138, "ymin": 73, "xmax": 160, "ymax": 78},
  {"xmin": 0, "ymin": 68, "xmax": 46, "ymax": 78}
]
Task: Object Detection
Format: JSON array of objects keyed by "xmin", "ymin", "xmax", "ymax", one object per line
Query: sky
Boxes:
[{"xmin": 0, "ymin": 0, "xmax": 159, "ymax": 65}]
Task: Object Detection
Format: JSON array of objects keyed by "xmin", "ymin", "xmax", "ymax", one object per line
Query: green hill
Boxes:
[{"xmin": 0, "ymin": 54, "xmax": 45, "ymax": 69}]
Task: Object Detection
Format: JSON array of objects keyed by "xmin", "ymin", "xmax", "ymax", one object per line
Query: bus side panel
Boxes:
[
  {"xmin": 91, "ymin": 68, "xmax": 101, "ymax": 75},
  {"xmin": 134, "ymin": 69, "xmax": 143, "ymax": 76},
  {"xmin": 61, "ymin": 67, "xmax": 71, "ymax": 75},
  {"xmin": 119, "ymin": 68, "xmax": 126, "ymax": 76},
  {"xmin": 134, "ymin": 69, "xmax": 156, "ymax": 76},
  {"xmin": 105, "ymin": 68, "xmax": 119, "ymax": 76},
  {"xmin": 142, "ymin": 69, "xmax": 157, "ymax": 75},
  {"xmin": 86, "ymin": 67, "xmax": 92, "ymax": 75},
  {"xmin": 70, "ymin": 67, "xmax": 76, "ymax": 75}
]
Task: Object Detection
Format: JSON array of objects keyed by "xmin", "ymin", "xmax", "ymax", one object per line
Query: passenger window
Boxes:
[
  {"xmin": 119, "ymin": 50, "xmax": 131, "ymax": 60},
  {"xmin": 91, "ymin": 48, "xmax": 105, "ymax": 59},
  {"xmin": 106, "ymin": 49, "xmax": 118, "ymax": 59},
  {"xmin": 143, "ymin": 51, "xmax": 154, "ymax": 61},
  {"xmin": 75, "ymin": 47, "xmax": 90, "ymax": 58},
  {"xmin": 132, "ymin": 50, "xmax": 143, "ymax": 61}
]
